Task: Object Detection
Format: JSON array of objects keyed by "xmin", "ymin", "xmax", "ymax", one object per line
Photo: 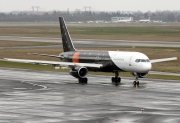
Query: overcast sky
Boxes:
[{"xmin": 0, "ymin": 0, "xmax": 179, "ymax": 12}]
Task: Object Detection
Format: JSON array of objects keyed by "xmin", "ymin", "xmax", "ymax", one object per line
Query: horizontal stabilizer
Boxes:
[
  {"xmin": 150, "ymin": 57, "xmax": 177, "ymax": 63},
  {"xmin": 28, "ymin": 53, "xmax": 61, "ymax": 58}
]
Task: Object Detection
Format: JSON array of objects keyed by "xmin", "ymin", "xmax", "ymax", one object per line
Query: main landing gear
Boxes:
[
  {"xmin": 111, "ymin": 71, "xmax": 121, "ymax": 85},
  {"xmin": 78, "ymin": 77, "xmax": 88, "ymax": 84},
  {"xmin": 133, "ymin": 77, "xmax": 139, "ymax": 86}
]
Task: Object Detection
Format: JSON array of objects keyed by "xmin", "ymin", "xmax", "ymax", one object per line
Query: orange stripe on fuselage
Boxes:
[{"xmin": 72, "ymin": 52, "xmax": 80, "ymax": 63}]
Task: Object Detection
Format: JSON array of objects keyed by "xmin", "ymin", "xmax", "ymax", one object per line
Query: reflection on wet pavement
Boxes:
[{"xmin": 0, "ymin": 67, "xmax": 180, "ymax": 123}]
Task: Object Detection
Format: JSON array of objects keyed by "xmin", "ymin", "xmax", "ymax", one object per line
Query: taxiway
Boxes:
[
  {"xmin": 0, "ymin": 36, "xmax": 180, "ymax": 48},
  {"xmin": 0, "ymin": 67, "xmax": 180, "ymax": 123}
]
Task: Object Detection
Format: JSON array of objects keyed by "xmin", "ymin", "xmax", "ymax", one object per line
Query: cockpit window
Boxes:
[
  {"xmin": 135, "ymin": 59, "xmax": 140, "ymax": 63},
  {"xmin": 135, "ymin": 59, "xmax": 150, "ymax": 63},
  {"xmin": 146, "ymin": 59, "xmax": 150, "ymax": 62},
  {"xmin": 141, "ymin": 59, "xmax": 146, "ymax": 62}
]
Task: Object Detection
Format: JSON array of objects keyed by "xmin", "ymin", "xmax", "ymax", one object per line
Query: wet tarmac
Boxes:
[{"xmin": 0, "ymin": 67, "xmax": 180, "ymax": 123}]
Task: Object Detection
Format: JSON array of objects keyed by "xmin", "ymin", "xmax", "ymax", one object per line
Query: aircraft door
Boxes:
[
  {"xmin": 129, "ymin": 56, "xmax": 133, "ymax": 66},
  {"xmin": 129, "ymin": 56, "xmax": 142, "ymax": 71}
]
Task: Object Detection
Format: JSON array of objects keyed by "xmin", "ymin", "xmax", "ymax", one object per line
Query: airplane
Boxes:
[
  {"xmin": 0, "ymin": 17, "xmax": 177, "ymax": 86},
  {"xmin": 112, "ymin": 17, "xmax": 133, "ymax": 23},
  {"xmin": 139, "ymin": 17, "xmax": 151, "ymax": 23}
]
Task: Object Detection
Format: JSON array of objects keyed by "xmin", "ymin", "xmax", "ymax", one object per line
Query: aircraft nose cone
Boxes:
[{"xmin": 143, "ymin": 63, "xmax": 152, "ymax": 72}]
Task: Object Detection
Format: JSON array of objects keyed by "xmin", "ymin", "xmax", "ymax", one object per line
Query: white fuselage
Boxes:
[
  {"xmin": 109, "ymin": 51, "xmax": 152, "ymax": 73},
  {"xmin": 139, "ymin": 19, "xmax": 151, "ymax": 23}
]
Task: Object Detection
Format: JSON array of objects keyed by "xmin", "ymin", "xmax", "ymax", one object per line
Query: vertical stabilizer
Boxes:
[{"xmin": 59, "ymin": 17, "xmax": 76, "ymax": 52}]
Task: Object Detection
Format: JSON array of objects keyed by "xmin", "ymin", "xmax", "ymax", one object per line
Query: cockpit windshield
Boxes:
[{"xmin": 135, "ymin": 59, "xmax": 150, "ymax": 63}]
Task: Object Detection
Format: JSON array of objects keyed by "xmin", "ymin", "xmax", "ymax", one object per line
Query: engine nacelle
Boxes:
[
  {"xmin": 70, "ymin": 67, "xmax": 88, "ymax": 78},
  {"xmin": 131, "ymin": 72, "xmax": 148, "ymax": 78}
]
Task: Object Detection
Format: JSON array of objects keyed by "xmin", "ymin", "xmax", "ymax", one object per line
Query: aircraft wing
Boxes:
[
  {"xmin": 0, "ymin": 58, "xmax": 103, "ymax": 68},
  {"xmin": 150, "ymin": 57, "xmax": 177, "ymax": 63}
]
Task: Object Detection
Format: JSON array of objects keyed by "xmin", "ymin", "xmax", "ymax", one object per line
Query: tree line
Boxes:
[{"xmin": 0, "ymin": 10, "xmax": 179, "ymax": 22}]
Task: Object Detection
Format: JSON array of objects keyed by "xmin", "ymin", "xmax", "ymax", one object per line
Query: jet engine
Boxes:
[
  {"xmin": 131, "ymin": 72, "xmax": 148, "ymax": 78},
  {"xmin": 70, "ymin": 67, "xmax": 88, "ymax": 78}
]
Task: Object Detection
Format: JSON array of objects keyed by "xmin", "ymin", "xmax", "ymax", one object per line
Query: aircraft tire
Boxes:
[
  {"xmin": 112, "ymin": 77, "xmax": 121, "ymax": 84},
  {"xmin": 133, "ymin": 81, "xmax": 139, "ymax": 86},
  {"xmin": 117, "ymin": 77, "xmax": 121, "ymax": 83},
  {"xmin": 111, "ymin": 77, "xmax": 115, "ymax": 82},
  {"xmin": 79, "ymin": 77, "xmax": 88, "ymax": 84},
  {"xmin": 136, "ymin": 81, "xmax": 139, "ymax": 86},
  {"xmin": 115, "ymin": 77, "xmax": 121, "ymax": 83},
  {"xmin": 133, "ymin": 81, "xmax": 136, "ymax": 86}
]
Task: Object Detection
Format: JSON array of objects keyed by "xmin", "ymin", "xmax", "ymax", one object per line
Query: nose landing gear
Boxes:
[
  {"xmin": 111, "ymin": 71, "xmax": 121, "ymax": 85},
  {"xmin": 133, "ymin": 77, "xmax": 139, "ymax": 86}
]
